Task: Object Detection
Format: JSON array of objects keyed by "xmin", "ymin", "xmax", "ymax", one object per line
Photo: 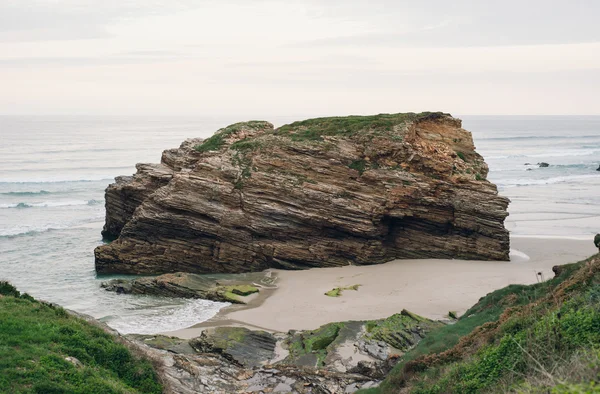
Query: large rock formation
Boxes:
[{"xmin": 95, "ymin": 112, "xmax": 510, "ymax": 275}]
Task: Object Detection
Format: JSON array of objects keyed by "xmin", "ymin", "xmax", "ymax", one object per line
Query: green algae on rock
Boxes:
[
  {"xmin": 189, "ymin": 326, "xmax": 276, "ymax": 368},
  {"xmin": 101, "ymin": 271, "xmax": 269, "ymax": 304},
  {"xmin": 325, "ymin": 284, "xmax": 361, "ymax": 297}
]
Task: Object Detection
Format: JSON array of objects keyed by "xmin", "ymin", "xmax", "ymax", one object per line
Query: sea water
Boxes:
[{"xmin": 0, "ymin": 115, "xmax": 599, "ymax": 334}]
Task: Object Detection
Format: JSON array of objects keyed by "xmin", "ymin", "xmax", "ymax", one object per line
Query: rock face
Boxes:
[
  {"xmin": 127, "ymin": 309, "xmax": 442, "ymax": 393},
  {"xmin": 95, "ymin": 112, "xmax": 510, "ymax": 275}
]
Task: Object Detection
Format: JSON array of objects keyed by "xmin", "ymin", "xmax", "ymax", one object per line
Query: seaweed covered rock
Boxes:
[
  {"xmin": 190, "ymin": 327, "xmax": 277, "ymax": 368},
  {"xmin": 95, "ymin": 112, "xmax": 510, "ymax": 274},
  {"xmin": 101, "ymin": 271, "xmax": 272, "ymax": 304}
]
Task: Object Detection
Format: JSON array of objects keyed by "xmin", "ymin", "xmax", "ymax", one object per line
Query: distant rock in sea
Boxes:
[
  {"xmin": 95, "ymin": 112, "xmax": 510, "ymax": 275},
  {"xmin": 538, "ymin": 162, "xmax": 550, "ymax": 168},
  {"xmin": 596, "ymin": 164, "xmax": 600, "ymax": 171}
]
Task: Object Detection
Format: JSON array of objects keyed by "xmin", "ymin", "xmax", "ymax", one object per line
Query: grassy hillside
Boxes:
[
  {"xmin": 361, "ymin": 254, "xmax": 600, "ymax": 393},
  {"xmin": 0, "ymin": 282, "xmax": 162, "ymax": 394}
]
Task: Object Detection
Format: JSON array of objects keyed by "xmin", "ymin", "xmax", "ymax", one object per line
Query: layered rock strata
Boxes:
[
  {"xmin": 125, "ymin": 309, "xmax": 442, "ymax": 393},
  {"xmin": 96, "ymin": 112, "xmax": 509, "ymax": 274}
]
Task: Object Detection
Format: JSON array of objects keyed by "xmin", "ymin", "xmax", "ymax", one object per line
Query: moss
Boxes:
[
  {"xmin": 230, "ymin": 138, "xmax": 263, "ymax": 151},
  {"xmin": 286, "ymin": 322, "xmax": 345, "ymax": 366},
  {"xmin": 475, "ymin": 173, "xmax": 484, "ymax": 181},
  {"xmin": 325, "ymin": 288, "xmax": 342, "ymax": 297},
  {"xmin": 205, "ymin": 327, "xmax": 250, "ymax": 349},
  {"xmin": 456, "ymin": 151, "xmax": 467, "ymax": 161},
  {"xmin": 349, "ymin": 159, "xmax": 368, "ymax": 175},
  {"xmin": 364, "ymin": 310, "xmax": 443, "ymax": 352},
  {"xmin": 224, "ymin": 285, "xmax": 259, "ymax": 296},
  {"xmin": 324, "ymin": 284, "xmax": 361, "ymax": 297},
  {"xmin": 222, "ymin": 291, "xmax": 241, "ymax": 303}
]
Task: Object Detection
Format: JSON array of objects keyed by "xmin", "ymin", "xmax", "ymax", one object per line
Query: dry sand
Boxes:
[{"xmin": 167, "ymin": 236, "xmax": 597, "ymax": 338}]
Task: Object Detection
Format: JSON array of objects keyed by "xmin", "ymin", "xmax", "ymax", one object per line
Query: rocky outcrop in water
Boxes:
[
  {"xmin": 101, "ymin": 271, "xmax": 274, "ymax": 304},
  {"xmin": 95, "ymin": 112, "xmax": 510, "ymax": 275}
]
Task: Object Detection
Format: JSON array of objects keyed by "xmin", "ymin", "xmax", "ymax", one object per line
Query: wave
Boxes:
[
  {"xmin": 104, "ymin": 299, "xmax": 229, "ymax": 335},
  {"xmin": 0, "ymin": 176, "xmax": 115, "ymax": 184},
  {"xmin": 0, "ymin": 214, "xmax": 105, "ymax": 238},
  {"xmin": 0, "ymin": 190, "xmax": 51, "ymax": 196},
  {"xmin": 478, "ymin": 134, "xmax": 600, "ymax": 142},
  {"xmin": 489, "ymin": 164, "xmax": 595, "ymax": 173},
  {"xmin": 486, "ymin": 149, "xmax": 600, "ymax": 160},
  {"xmin": 0, "ymin": 199, "xmax": 103, "ymax": 209},
  {"xmin": 0, "ymin": 166, "xmax": 133, "ymax": 174},
  {"xmin": 498, "ymin": 174, "xmax": 600, "ymax": 187}
]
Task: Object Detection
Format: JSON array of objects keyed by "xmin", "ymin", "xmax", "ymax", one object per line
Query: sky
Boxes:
[{"xmin": 1, "ymin": 0, "xmax": 599, "ymax": 116}]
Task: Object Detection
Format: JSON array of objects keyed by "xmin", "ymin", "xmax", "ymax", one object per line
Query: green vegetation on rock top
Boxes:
[
  {"xmin": 0, "ymin": 282, "xmax": 161, "ymax": 394},
  {"xmin": 194, "ymin": 112, "xmax": 450, "ymax": 152},
  {"xmin": 275, "ymin": 112, "xmax": 448, "ymax": 142},
  {"xmin": 194, "ymin": 120, "xmax": 271, "ymax": 152}
]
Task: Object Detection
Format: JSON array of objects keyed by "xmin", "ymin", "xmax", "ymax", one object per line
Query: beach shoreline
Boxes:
[{"xmin": 164, "ymin": 235, "xmax": 597, "ymax": 339}]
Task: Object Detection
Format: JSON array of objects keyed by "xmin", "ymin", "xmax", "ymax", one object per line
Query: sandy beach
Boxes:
[{"xmin": 166, "ymin": 236, "xmax": 597, "ymax": 338}]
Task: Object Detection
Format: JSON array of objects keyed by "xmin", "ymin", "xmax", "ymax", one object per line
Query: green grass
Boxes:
[
  {"xmin": 194, "ymin": 120, "xmax": 270, "ymax": 153},
  {"xmin": 349, "ymin": 160, "xmax": 368, "ymax": 175},
  {"xmin": 275, "ymin": 112, "xmax": 448, "ymax": 142},
  {"xmin": 364, "ymin": 255, "xmax": 599, "ymax": 394},
  {"xmin": 409, "ymin": 285, "xmax": 600, "ymax": 393},
  {"xmin": 0, "ymin": 282, "xmax": 162, "ymax": 394}
]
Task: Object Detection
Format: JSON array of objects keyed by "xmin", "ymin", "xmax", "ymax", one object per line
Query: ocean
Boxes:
[{"xmin": 1, "ymin": 115, "xmax": 599, "ymax": 334}]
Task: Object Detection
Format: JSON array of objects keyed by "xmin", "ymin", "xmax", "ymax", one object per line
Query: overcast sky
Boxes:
[{"xmin": 1, "ymin": 0, "xmax": 599, "ymax": 116}]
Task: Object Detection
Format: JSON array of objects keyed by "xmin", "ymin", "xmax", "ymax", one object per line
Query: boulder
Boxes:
[{"xmin": 189, "ymin": 327, "xmax": 277, "ymax": 368}]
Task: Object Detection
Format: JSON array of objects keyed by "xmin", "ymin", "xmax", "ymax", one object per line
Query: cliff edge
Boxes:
[{"xmin": 95, "ymin": 112, "xmax": 510, "ymax": 274}]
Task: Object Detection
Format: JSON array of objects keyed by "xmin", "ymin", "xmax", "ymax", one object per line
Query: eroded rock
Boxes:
[{"xmin": 96, "ymin": 113, "xmax": 510, "ymax": 275}]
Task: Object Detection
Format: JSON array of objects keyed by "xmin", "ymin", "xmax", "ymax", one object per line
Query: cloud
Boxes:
[
  {"xmin": 0, "ymin": 51, "xmax": 199, "ymax": 67},
  {"xmin": 0, "ymin": 0, "xmax": 203, "ymax": 42}
]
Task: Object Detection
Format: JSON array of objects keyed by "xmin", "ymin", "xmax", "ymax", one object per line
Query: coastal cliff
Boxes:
[{"xmin": 95, "ymin": 112, "xmax": 510, "ymax": 274}]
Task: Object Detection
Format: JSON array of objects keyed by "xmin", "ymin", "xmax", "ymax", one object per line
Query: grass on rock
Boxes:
[{"xmin": 0, "ymin": 282, "xmax": 162, "ymax": 394}]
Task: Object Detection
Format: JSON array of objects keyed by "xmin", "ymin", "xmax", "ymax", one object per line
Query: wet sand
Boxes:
[{"xmin": 166, "ymin": 236, "xmax": 597, "ymax": 338}]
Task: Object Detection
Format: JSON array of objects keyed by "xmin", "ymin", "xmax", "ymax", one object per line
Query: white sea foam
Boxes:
[
  {"xmin": 0, "ymin": 214, "xmax": 105, "ymax": 237},
  {"xmin": 0, "ymin": 200, "xmax": 101, "ymax": 209},
  {"xmin": 499, "ymin": 174, "xmax": 600, "ymax": 187},
  {"xmin": 0, "ymin": 176, "xmax": 116, "ymax": 184},
  {"xmin": 104, "ymin": 299, "xmax": 229, "ymax": 335}
]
